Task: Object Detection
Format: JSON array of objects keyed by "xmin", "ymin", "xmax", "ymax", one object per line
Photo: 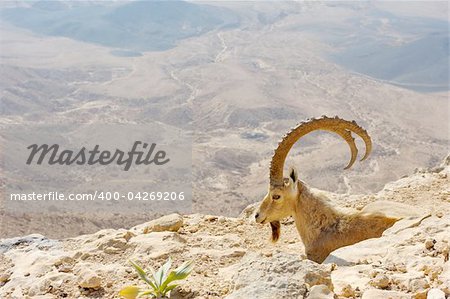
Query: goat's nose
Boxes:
[{"xmin": 255, "ymin": 212, "xmax": 259, "ymax": 220}]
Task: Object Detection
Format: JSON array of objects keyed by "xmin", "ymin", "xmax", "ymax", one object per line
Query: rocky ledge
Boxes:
[{"xmin": 1, "ymin": 156, "xmax": 449, "ymax": 299}]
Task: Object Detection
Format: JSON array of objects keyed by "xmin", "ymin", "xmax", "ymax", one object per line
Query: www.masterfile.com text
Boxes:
[{"xmin": 9, "ymin": 191, "xmax": 186, "ymax": 201}]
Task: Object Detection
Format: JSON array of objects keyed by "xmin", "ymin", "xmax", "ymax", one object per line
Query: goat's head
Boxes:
[{"xmin": 255, "ymin": 116, "xmax": 372, "ymax": 242}]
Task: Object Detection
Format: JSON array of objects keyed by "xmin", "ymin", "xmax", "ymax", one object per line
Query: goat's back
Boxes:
[{"xmin": 360, "ymin": 200, "xmax": 423, "ymax": 219}]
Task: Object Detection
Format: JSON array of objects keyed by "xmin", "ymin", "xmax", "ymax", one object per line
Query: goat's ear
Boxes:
[
  {"xmin": 289, "ymin": 167, "xmax": 298, "ymax": 183},
  {"xmin": 270, "ymin": 221, "xmax": 280, "ymax": 242}
]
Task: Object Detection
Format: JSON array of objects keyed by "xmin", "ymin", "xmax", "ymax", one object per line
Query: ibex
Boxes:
[{"xmin": 255, "ymin": 116, "xmax": 398, "ymax": 263}]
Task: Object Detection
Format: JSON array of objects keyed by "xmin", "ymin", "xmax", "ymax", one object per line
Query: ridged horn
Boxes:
[{"xmin": 269, "ymin": 116, "xmax": 372, "ymax": 186}]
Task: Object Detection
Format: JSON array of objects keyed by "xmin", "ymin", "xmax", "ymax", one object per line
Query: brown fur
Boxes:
[
  {"xmin": 270, "ymin": 221, "xmax": 281, "ymax": 242},
  {"xmin": 255, "ymin": 170, "xmax": 399, "ymax": 263}
]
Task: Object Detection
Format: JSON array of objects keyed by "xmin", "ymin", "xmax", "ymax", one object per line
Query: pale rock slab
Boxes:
[
  {"xmin": 225, "ymin": 252, "xmax": 332, "ymax": 299},
  {"xmin": 139, "ymin": 213, "xmax": 184, "ymax": 233},
  {"xmin": 427, "ymin": 288, "xmax": 446, "ymax": 299},
  {"xmin": 362, "ymin": 289, "xmax": 410, "ymax": 299},
  {"xmin": 78, "ymin": 269, "xmax": 102, "ymax": 289},
  {"xmin": 306, "ymin": 284, "xmax": 336, "ymax": 299}
]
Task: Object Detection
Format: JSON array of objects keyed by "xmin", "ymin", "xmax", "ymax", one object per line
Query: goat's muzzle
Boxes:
[{"xmin": 254, "ymin": 212, "xmax": 266, "ymax": 224}]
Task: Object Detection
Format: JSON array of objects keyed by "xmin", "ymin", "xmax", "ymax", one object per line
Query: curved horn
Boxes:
[{"xmin": 269, "ymin": 116, "xmax": 372, "ymax": 186}]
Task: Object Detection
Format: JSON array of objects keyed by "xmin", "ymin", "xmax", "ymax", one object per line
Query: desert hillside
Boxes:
[
  {"xmin": 1, "ymin": 155, "xmax": 449, "ymax": 299},
  {"xmin": 1, "ymin": 2, "xmax": 448, "ymax": 238}
]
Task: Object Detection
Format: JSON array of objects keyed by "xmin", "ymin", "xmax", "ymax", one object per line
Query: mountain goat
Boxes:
[{"xmin": 255, "ymin": 116, "xmax": 398, "ymax": 263}]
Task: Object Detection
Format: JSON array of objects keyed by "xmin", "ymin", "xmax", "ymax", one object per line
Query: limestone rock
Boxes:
[
  {"xmin": 0, "ymin": 234, "xmax": 58, "ymax": 254},
  {"xmin": 409, "ymin": 277, "xmax": 430, "ymax": 294},
  {"xmin": 78, "ymin": 269, "xmax": 102, "ymax": 289},
  {"xmin": 362, "ymin": 289, "xmax": 410, "ymax": 299},
  {"xmin": 340, "ymin": 284, "xmax": 356, "ymax": 298},
  {"xmin": 129, "ymin": 231, "xmax": 186, "ymax": 260},
  {"xmin": 427, "ymin": 288, "xmax": 446, "ymax": 299},
  {"xmin": 0, "ymin": 271, "xmax": 11, "ymax": 284},
  {"xmin": 425, "ymin": 239, "xmax": 436, "ymax": 250},
  {"xmin": 369, "ymin": 273, "xmax": 390, "ymax": 289},
  {"xmin": 96, "ymin": 236, "xmax": 129, "ymax": 254},
  {"xmin": 141, "ymin": 213, "xmax": 184, "ymax": 233},
  {"xmin": 225, "ymin": 252, "xmax": 332, "ymax": 299},
  {"xmin": 0, "ymin": 253, "xmax": 13, "ymax": 285},
  {"xmin": 306, "ymin": 284, "xmax": 335, "ymax": 299},
  {"xmin": 325, "ymin": 212, "xmax": 450, "ymax": 297},
  {"xmin": 305, "ymin": 268, "xmax": 333, "ymax": 289},
  {"xmin": 239, "ymin": 202, "xmax": 259, "ymax": 220}
]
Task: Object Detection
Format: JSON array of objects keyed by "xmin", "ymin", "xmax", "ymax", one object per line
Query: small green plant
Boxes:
[{"xmin": 119, "ymin": 258, "xmax": 194, "ymax": 299}]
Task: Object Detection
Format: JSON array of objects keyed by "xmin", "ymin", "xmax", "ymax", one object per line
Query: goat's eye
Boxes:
[{"xmin": 272, "ymin": 195, "xmax": 281, "ymax": 200}]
